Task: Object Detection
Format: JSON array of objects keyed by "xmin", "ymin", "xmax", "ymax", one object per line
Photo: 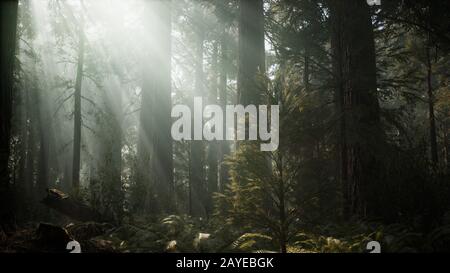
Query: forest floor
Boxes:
[
  {"xmin": 2, "ymin": 213, "xmax": 450, "ymax": 253},
  {"xmin": 0, "ymin": 215, "xmax": 221, "ymax": 253}
]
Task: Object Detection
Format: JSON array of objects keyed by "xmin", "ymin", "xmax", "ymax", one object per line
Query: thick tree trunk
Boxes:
[
  {"xmin": 72, "ymin": 24, "xmax": 85, "ymax": 194},
  {"xmin": 237, "ymin": 0, "xmax": 265, "ymax": 106},
  {"xmin": 137, "ymin": 0, "xmax": 173, "ymax": 213},
  {"xmin": 330, "ymin": 0, "xmax": 383, "ymax": 219},
  {"xmin": 0, "ymin": 0, "xmax": 19, "ymax": 228},
  {"xmin": 96, "ymin": 78, "xmax": 124, "ymax": 223},
  {"xmin": 149, "ymin": 0, "xmax": 174, "ymax": 213},
  {"xmin": 190, "ymin": 8, "xmax": 206, "ymax": 216}
]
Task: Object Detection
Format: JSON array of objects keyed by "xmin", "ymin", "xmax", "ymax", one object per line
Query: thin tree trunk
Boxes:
[
  {"xmin": 190, "ymin": 8, "xmax": 206, "ymax": 216},
  {"xmin": 303, "ymin": 47, "xmax": 315, "ymax": 161},
  {"xmin": 277, "ymin": 153, "xmax": 287, "ymax": 253},
  {"xmin": 188, "ymin": 147, "xmax": 193, "ymax": 215},
  {"xmin": 206, "ymin": 42, "xmax": 219, "ymax": 217},
  {"xmin": 63, "ymin": 154, "xmax": 72, "ymax": 192},
  {"xmin": 37, "ymin": 93, "xmax": 49, "ymax": 199},
  {"xmin": 426, "ymin": 37, "xmax": 438, "ymax": 166},
  {"xmin": 303, "ymin": 47, "xmax": 310, "ymax": 92},
  {"xmin": 219, "ymin": 29, "xmax": 230, "ymax": 192},
  {"xmin": 72, "ymin": 23, "xmax": 85, "ymax": 194},
  {"xmin": 25, "ymin": 86, "xmax": 36, "ymax": 199},
  {"xmin": 443, "ymin": 123, "xmax": 449, "ymax": 173},
  {"xmin": 18, "ymin": 87, "xmax": 28, "ymax": 192}
]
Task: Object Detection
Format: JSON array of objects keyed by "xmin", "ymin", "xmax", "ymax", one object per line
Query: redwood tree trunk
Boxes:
[
  {"xmin": 137, "ymin": 0, "xmax": 173, "ymax": 213},
  {"xmin": 189, "ymin": 7, "xmax": 206, "ymax": 216},
  {"xmin": 330, "ymin": 0, "xmax": 383, "ymax": 219},
  {"xmin": 0, "ymin": 0, "xmax": 19, "ymax": 227},
  {"xmin": 237, "ymin": 0, "xmax": 265, "ymax": 106}
]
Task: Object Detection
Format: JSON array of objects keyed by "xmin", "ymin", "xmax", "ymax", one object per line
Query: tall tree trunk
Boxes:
[
  {"xmin": 277, "ymin": 153, "xmax": 287, "ymax": 253},
  {"xmin": 37, "ymin": 91, "xmax": 49, "ymax": 200},
  {"xmin": 25, "ymin": 84, "xmax": 36, "ymax": 200},
  {"xmin": 189, "ymin": 7, "xmax": 206, "ymax": 216},
  {"xmin": 330, "ymin": 0, "xmax": 383, "ymax": 219},
  {"xmin": 35, "ymin": 61, "xmax": 53, "ymax": 200},
  {"xmin": 18, "ymin": 85, "xmax": 28, "ymax": 194},
  {"xmin": 96, "ymin": 78, "xmax": 124, "ymax": 223},
  {"xmin": 426, "ymin": 3, "xmax": 439, "ymax": 167},
  {"xmin": 444, "ymin": 123, "xmax": 449, "ymax": 173},
  {"xmin": 206, "ymin": 42, "xmax": 219, "ymax": 217},
  {"xmin": 237, "ymin": 0, "xmax": 273, "ymax": 217},
  {"xmin": 303, "ymin": 47, "xmax": 315, "ymax": 161},
  {"xmin": 62, "ymin": 153, "xmax": 72, "ymax": 192},
  {"xmin": 150, "ymin": 0, "xmax": 173, "ymax": 213},
  {"xmin": 219, "ymin": 30, "xmax": 230, "ymax": 192},
  {"xmin": 188, "ymin": 147, "xmax": 193, "ymax": 215},
  {"xmin": 0, "ymin": 0, "xmax": 18, "ymax": 228},
  {"xmin": 237, "ymin": 0, "xmax": 265, "ymax": 106},
  {"xmin": 137, "ymin": 0, "xmax": 173, "ymax": 213},
  {"xmin": 72, "ymin": 23, "xmax": 85, "ymax": 194},
  {"xmin": 426, "ymin": 44, "xmax": 438, "ymax": 166}
]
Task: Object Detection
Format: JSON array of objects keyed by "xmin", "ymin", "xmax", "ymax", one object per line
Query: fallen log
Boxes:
[{"xmin": 41, "ymin": 189, "xmax": 110, "ymax": 223}]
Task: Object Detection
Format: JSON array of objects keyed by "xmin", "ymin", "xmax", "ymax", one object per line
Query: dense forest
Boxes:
[{"xmin": 0, "ymin": 0, "xmax": 449, "ymax": 253}]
